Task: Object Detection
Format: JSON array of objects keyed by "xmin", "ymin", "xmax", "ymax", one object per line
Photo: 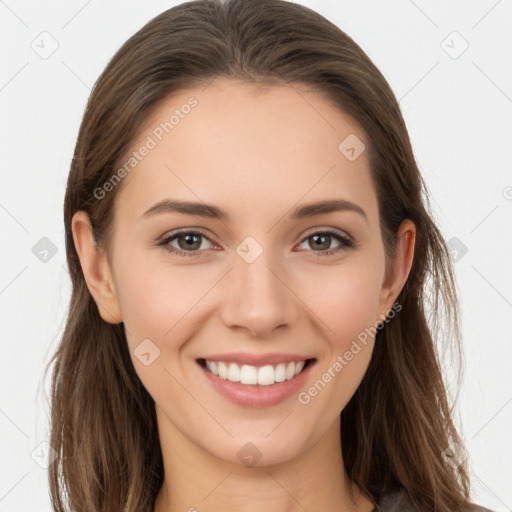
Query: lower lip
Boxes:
[{"xmin": 197, "ymin": 360, "xmax": 316, "ymax": 408}]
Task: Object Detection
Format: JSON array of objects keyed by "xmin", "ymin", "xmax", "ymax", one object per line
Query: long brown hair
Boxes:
[{"xmin": 44, "ymin": 0, "xmax": 474, "ymax": 510}]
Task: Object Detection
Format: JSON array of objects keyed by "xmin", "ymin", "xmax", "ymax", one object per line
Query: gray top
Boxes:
[{"xmin": 372, "ymin": 486, "xmax": 495, "ymax": 512}]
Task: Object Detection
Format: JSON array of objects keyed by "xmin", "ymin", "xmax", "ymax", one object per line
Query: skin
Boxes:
[{"xmin": 72, "ymin": 78, "xmax": 416, "ymax": 512}]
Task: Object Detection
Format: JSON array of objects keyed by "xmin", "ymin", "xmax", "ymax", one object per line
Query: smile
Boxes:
[{"xmin": 199, "ymin": 358, "xmax": 314, "ymax": 386}]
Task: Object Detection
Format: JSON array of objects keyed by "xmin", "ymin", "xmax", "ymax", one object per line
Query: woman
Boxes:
[{"xmin": 44, "ymin": 0, "xmax": 494, "ymax": 510}]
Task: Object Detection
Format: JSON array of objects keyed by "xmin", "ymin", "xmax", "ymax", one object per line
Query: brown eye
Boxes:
[
  {"xmin": 175, "ymin": 233, "xmax": 203, "ymax": 251},
  {"xmin": 308, "ymin": 233, "xmax": 333, "ymax": 251},
  {"xmin": 297, "ymin": 229, "xmax": 353, "ymax": 256},
  {"xmin": 158, "ymin": 230, "xmax": 215, "ymax": 257}
]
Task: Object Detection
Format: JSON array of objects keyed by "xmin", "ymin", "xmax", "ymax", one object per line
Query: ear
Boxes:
[
  {"xmin": 71, "ymin": 211, "xmax": 123, "ymax": 324},
  {"xmin": 376, "ymin": 219, "xmax": 416, "ymax": 323}
]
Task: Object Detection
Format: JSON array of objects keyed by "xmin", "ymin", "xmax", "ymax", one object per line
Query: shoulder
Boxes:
[{"xmin": 374, "ymin": 486, "xmax": 496, "ymax": 512}]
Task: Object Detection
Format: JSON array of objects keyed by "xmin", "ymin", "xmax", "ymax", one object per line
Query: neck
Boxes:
[{"xmin": 153, "ymin": 413, "xmax": 374, "ymax": 512}]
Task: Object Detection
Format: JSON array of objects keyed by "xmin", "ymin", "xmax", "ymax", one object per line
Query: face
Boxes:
[{"xmin": 77, "ymin": 78, "xmax": 413, "ymax": 467}]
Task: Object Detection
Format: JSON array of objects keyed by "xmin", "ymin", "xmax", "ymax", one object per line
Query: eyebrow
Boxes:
[{"xmin": 141, "ymin": 198, "xmax": 368, "ymax": 223}]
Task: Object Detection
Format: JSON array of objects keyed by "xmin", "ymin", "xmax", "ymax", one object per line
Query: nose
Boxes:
[{"xmin": 219, "ymin": 247, "xmax": 301, "ymax": 338}]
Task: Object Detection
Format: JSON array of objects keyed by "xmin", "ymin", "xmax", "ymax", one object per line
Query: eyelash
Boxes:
[{"xmin": 157, "ymin": 228, "xmax": 354, "ymax": 258}]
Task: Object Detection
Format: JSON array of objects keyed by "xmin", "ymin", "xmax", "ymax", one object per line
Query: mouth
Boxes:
[
  {"xmin": 196, "ymin": 356, "xmax": 317, "ymax": 407},
  {"xmin": 196, "ymin": 357, "xmax": 316, "ymax": 386}
]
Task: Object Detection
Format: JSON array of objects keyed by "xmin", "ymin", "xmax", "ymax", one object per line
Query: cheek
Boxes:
[
  {"xmin": 294, "ymin": 260, "xmax": 382, "ymax": 412},
  {"xmin": 112, "ymin": 255, "xmax": 214, "ymax": 401},
  {"xmin": 114, "ymin": 249, "xmax": 214, "ymax": 343},
  {"xmin": 299, "ymin": 259, "xmax": 384, "ymax": 345}
]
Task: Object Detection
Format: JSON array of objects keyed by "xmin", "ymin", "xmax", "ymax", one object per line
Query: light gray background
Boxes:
[{"xmin": 1, "ymin": 1, "xmax": 511, "ymax": 510}]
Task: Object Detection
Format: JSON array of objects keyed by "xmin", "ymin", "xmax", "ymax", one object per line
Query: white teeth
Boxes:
[
  {"xmin": 240, "ymin": 365, "xmax": 258, "ymax": 385},
  {"xmin": 227, "ymin": 362, "xmax": 240, "ymax": 382},
  {"xmin": 218, "ymin": 362, "xmax": 228, "ymax": 379},
  {"xmin": 257, "ymin": 365, "xmax": 275, "ymax": 386},
  {"xmin": 285, "ymin": 362, "xmax": 295, "ymax": 380},
  {"xmin": 294, "ymin": 360, "xmax": 305, "ymax": 375},
  {"xmin": 208, "ymin": 360, "xmax": 218, "ymax": 375},
  {"xmin": 274, "ymin": 363, "xmax": 286, "ymax": 383},
  {"xmin": 203, "ymin": 359, "xmax": 309, "ymax": 385}
]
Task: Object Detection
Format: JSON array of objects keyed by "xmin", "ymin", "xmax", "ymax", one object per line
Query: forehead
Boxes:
[{"xmin": 113, "ymin": 78, "xmax": 377, "ymax": 226}]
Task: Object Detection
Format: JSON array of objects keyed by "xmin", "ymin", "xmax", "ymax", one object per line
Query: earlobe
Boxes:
[
  {"xmin": 71, "ymin": 211, "xmax": 123, "ymax": 324},
  {"xmin": 378, "ymin": 219, "xmax": 416, "ymax": 321}
]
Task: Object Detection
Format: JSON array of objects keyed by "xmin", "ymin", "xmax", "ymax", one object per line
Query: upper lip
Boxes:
[{"xmin": 197, "ymin": 352, "xmax": 316, "ymax": 367}]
